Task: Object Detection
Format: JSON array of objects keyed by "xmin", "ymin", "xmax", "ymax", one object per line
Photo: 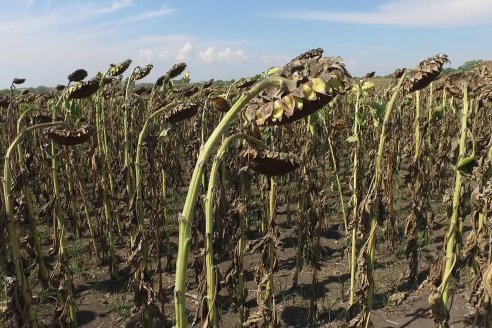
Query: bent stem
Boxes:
[
  {"xmin": 364, "ymin": 70, "xmax": 409, "ymax": 323},
  {"xmin": 441, "ymin": 83, "xmax": 469, "ymax": 308},
  {"xmin": 204, "ymin": 133, "xmax": 265, "ymax": 327},
  {"xmin": 174, "ymin": 76, "xmax": 295, "ymax": 328},
  {"xmin": 3, "ymin": 122, "xmax": 69, "ymax": 328}
]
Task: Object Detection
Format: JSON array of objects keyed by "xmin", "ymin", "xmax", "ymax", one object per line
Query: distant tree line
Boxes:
[{"xmin": 375, "ymin": 59, "xmax": 485, "ymax": 78}]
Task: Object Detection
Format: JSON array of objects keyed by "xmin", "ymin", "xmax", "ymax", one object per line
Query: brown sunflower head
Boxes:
[
  {"xmin": 167, "ymin": 62, "xmax": 187, "ymax": 79},
  {"xmin": 202, "ymin": 79, "xmax": 214, "ymax": 89},
  {"xmin": 132, "ymin": 64, "xmax": 153, "ymax": 81},
  {"xmin": 403, "ymin": 54, "xmax": 449, "ymax": 93},
  {"xmin": 241, "ymin": 147, "xmax": 298, "ymax": 176},
  {"xmin": 164, "ymin": 102, "xmax": 199, "ymax": 123},
  {"xmin": 68, "ymin": 69, "xmax": 88, "ymax": 82},
  {"xmin": 44, "ymin": 124, "xmax": 96, "ymax": 146},
  {"xmin": 65, "ymin": 77, "xmax": 100, "ymax": 99},
  {"xmin": 107, "ymin": 59, "xmax": 132, "ymax": 77},
  {"xmin": 12, "ymin": 78, "xmax": 26, "ymax": 85},
  {"xmin": 243, "ymin": 48, "xmax": 351, "ymax": 126},
  {"xmin": 56, "ymin": 84, "xmax": 66, "ymax": 92},
  {"xmin": 210, "ymin": 97, "xmax": 230, "ymax": 113}
]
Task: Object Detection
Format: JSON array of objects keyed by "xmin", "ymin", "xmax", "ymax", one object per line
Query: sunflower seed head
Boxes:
[
  {"xmin": 12, "ymin": 78, "xmax": 26, "ymax": 85},
  {"xmin": 68, "ymin": 69, "xmax": 88, "ymax": 82},
  {"xmin": 166, "ymin": 62, "xmax": 187, "ymax": 79},
  {"xmin": 107, "ymin": 59, "xmax": 132, "ymax": 77},
  {"xmin": 132, "ymin": 64, "xmax": 154, "ymax": 81},
  {"xmin": 164, "ymin": 102, "xmax": 199, "ymax": 123},
  {"xmin": 244, "ymin": 48, "xmax": 351, "ymax": 126},
  {"xmin": 403, "ymin": 54, "xmax": 450, "ymax": 93},
  {"xmin": 45, "ymin": 124, "xmax": 96, "ymax": 146},
  {"xmin": 65, "ymin": 77, "xmax": 100, "ymax": 99}
]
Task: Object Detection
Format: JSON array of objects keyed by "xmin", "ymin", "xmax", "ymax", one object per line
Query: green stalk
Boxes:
[
  {"xmin": 237, "ymin": 171, "xmax": 247, "ymax": 325},
  {"xmin": 328, "ymin": 137, "xmax": 347, "ymax": 234},
  {"xmin": 51, "ymin": 142, "xmax": 78, "ymax": 328},
  {"xmin": 15, "ymin": 107, "xmax": 48, "ymax": 285},
  {"xmin": 441, "ymin": 83, "xmax": 469, "ymax": 307},
  {"xmin": 3, "ymin": 122, "xmax": 69, "ymax": 328},
  {"xmin": 414, "ymin": 91, "xmax": 421, "ymax": 162},
  {"xmin": 135, "ymin": 104, "xmax": 175, "ymax": 328},
  {"xmin": 174, "ymin": 77, "xmax": 295, "ymax": 328},
  {"xmin": 101, "ymin": 97, "xmax": 123, "ymax": 239},
  {"xmin": 124, "ymin": 70, "xmax": 138, "ymax": 197},
  {"xmin": 135, "ymin": 104, "xmax": 173, "ymax": 270},
  {"xmin": 349, "ymin": 87, "xmax": 361, "ymax": 306},
  {"xmin": 365, "ymin": 70, "xmax": 409, "ymax": 322},
  {"xmin": 265, "ymin": 176, "xmax": 276, "ymax": 323},
  {"xmin": 70, "ymin": 155, "xmax": 100, "ymax": 259},
  {"xmin": 204, "ymin": 133, "xmax": 265, "ymax": 327},
  {"xmin": 94, "ymin": 97, "xmax": 118, "ymax": 279}
]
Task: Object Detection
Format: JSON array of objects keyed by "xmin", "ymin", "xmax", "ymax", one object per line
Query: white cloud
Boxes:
[
  {"xmin": 276, "ymin": 0, "xmax": 492, "ymax": 27},
  {"xmin": 175, "ymin": 42, "xmax": 193, "ymax": 60},
  {"xmin": 92, "ymin": 0, "xmax": 133, "ymax": 14},
  {"xmin": 198, "ymin": 47, "xmax": 215, "ymax": 62},
  {"xmin": 129, "ymin": 6, "xmax": 177, "ymax": 22},
  {"xmin": 217, "ymin": 48, "xmax": 247, "ymax": 62},
  {"xmin": 159, "ymin": 50, "xmax": 170, "ymax": 60},
  {"xmin": 139, "ymin": 49, "xmax": 153, "ymax": 63},
  {"xmin": 198, "ymin": 47, "xmax": 248, "ymax": 63}
]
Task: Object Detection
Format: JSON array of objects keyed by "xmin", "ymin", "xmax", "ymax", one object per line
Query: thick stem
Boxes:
[
  {"xmin": 441, "ymin": 83, "xmax": 469, "ymax": 307},
  {"xmin": 174, "ymin": 77, "xmax": 294, "ymax": 328},
  {"xmin": 349, "ymin": 88, "xmax": 361, "ymax": 306},
  {"xmin": 3, "ymin": 122, "xmax": 69, "ymax": 328},
  {"xmin": 135, "ymin": 105, "xmax": 173, "ymax": 271},
  {"xmin": 365, "ymin": 70, "xmax": 409, "ymax": 320},
  {"xmin": 265, "ymin": 176, "xmax": 276, "ymax": 323},
  {"xmin": 328, "ymin": 137, "xmax": 347, "ymax": 234},
  {"xmin": 204, "ymin": 133, "xmax": 266, "ymax": 327}
]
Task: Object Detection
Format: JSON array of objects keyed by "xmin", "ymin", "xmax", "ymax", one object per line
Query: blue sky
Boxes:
[{"xmin": 1, "ymin": 0, "xmax": 492, "ymax": 87}]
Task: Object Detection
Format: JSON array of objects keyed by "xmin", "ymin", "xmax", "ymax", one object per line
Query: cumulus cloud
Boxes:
[
  {"xmin": 198, "ymin": 47, "xmax": 247, "ymax": 63},
  {"xmin": 139, "ymin": 49, "xmax": 153, "ymax": 63},
  {"xmin": 176, "ymin": 42, "xmax": 193, "ymax": 60},
  {"xmin": 198, "ymin": 47, "xmax": 215, "ymax": 62},
  {"xmin": 276, "ymin": 0, "xmax": 492, "ymax": 27}
]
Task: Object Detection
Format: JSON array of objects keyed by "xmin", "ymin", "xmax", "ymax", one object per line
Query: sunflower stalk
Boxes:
[
  {"xmin": 204, "ymin": 133, "xmax": 266, "ymax": 327},
  {"xmin": 364, "ymin": 70, "xmax": 409, "ymax": 324},
  {"xmin": 174, "ymin": 76, "xmax": 296, "ymax": 328},
  {"xmin": 3, "ymin": 122, "xmax": 70, "ymax": 328},
  {"xmin": 441, "ymin": 83, "xmax": 470, "ymax": 310}
]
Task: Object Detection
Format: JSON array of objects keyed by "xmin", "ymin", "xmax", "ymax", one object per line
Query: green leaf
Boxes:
[
  {"xmin": 457, "ymin": 155, "xmax": 477, "ymax": 175},
  {"xmin": 64, "ymin": 100, "xmax": 81, "ymax": 122},
  {"xmin": 346, "ymin": 135, "xmax": 359, "ymax": 143},
  {"xmin": 431, "ymin": 105, "xmax": 444, "ymax": 122},
  {"xmin": 370, "ymin": 102, "xmax": 386, "ymax": 127},
  {"xmin": 158, "ymin": 123, "xmax": 173, "ymax": 138},
  {"xmin": 355, "ymin": 112, "xmax": 366, "ymax": 128},
  {"xmin": 370, "ymin": 102, "xmax": 386, "ymax": 121}
]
